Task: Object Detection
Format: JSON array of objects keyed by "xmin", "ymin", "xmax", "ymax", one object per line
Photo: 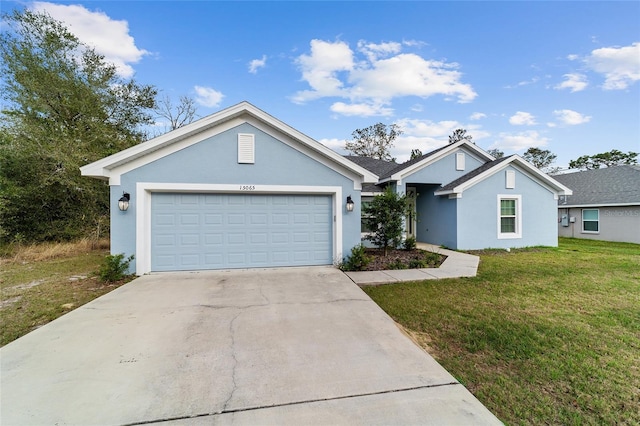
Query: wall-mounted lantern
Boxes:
[
  {"xmin": 118, "ymin": 192, "xmax": 130, "ymax": 211},
  {"xmin": 346, "ymin": 195, "xmax": 355, "ymax": 212}
]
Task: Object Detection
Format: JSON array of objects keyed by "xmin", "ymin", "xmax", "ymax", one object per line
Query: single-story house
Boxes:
[
  {"xmin": 81, "ymin": 102, "xmax": 573, "ymax": 274},
  {"xmin": 553, "ymin": 165, "xmax": 640, "ymax": 244}
]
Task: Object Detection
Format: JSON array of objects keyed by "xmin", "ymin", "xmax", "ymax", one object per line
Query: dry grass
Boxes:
[
  {"xmin": 1, "ymin": 239, "xmax": 130, "ymax": 346},
  {"xmin": 0, "ymin": 238, "xmax": 110, "ymax": 264}
]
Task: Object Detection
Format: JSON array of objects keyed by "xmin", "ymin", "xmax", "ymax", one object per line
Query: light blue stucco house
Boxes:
[{"xmin": 81, "ymin": 102, "xmax": 572, "ymax": 274}]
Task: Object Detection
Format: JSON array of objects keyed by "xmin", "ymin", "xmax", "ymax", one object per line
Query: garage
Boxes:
[
  {"xmin": 151, "ymin": 193, "xmax": 333, "ymax": 271},
  {"xmin": 81, "ymin": 102, "xmax": 377, "ymax": 275}
]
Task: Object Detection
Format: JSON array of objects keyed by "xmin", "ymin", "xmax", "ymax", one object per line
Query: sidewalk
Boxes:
[{"xmin": 344, "ymin": 243, "xmax": 480, "ymax": 286}]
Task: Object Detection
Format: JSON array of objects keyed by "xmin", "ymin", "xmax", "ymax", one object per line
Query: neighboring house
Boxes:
[
  {"xmin": 553, "ymin": 165, "xmax": 640, "ymax": 244},
  {"xmin": 81, "ymin": 102, "xmax": 377, "ymax": 274},
  {"xmin": 81, "ymin": 102, "xmax": 572, "ymax": 274},
  {"xmin": 348, "ymin": 142, "xmax": 572, "ymax": 251}
]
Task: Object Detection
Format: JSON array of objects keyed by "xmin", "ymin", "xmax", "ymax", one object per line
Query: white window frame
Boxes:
[
  {"xmin": 581, "ymin": 208, "xmax": 599, "ymax": 234},
  {"xmin": 497, "ymin": 194, "xmax": 522, "ymax": 239}
]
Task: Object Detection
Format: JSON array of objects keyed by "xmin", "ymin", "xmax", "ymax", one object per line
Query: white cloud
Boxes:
[
  {"xmin": 330, "ymin": 102, "xmax": 393, "ymax": 117},
  {"xmin": 553, "ymin": 109, "xmax": 591, "ymax": 125},
  {"xmin": 292, "ymin": 39, "xmax": 477, "ymax": 116},
  {"xmin": 194, "ymin": 86, "xmax": 224, "ymax": 108},
  {"xmin": 491, "ymin": 131, "xmax": 548, "ymax": 151},
  {"xmin": 31, "ymin": 1, "xmax": 149, "ymax": 78},
  {"xmin": 248, "ymin": 55, "xmax": 267, "ymax": 74},
  {"xmin": 390, "ymin": 118, "xmax": 489, "ymax": 162},
  {"xmin": 470, "ymin": 112, "xmax": 486, "ymax": 120},
  {"xmin": 292, "ymin": 39, "xmax": 354, "ymax": 103},
  {"xmin": 319, "ymin": 138, "xmax": 347, "ymax": 153},
  {"xmin": 555, "ymin": 73, "xmax": 588, "ymax": 92},
  {"xmin": 585, "ymin": 42, "xmax": 640, "ymax": 90},
  {"xmin": 509, "ymin": 111, "xmax": 537, "ymax": 126},
  {"xmin": 505, "ymin": 77, "xmax": 540, "ymax": 89},
  {"xmin": 357, "ymin": 40, "xmax": 402, "ymax": 62}
]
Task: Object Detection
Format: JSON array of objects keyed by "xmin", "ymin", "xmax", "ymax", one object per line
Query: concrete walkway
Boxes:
[{"xmin": 344, "ymin": 243, "xmax": 480, "ymax": 285}]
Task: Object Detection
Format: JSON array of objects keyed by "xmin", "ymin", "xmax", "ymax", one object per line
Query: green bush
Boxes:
[
  {"xmin": 340, "ymin": 244, "xmax": 372, "ymax": 271},
  {"xmin": 403, "ymin": 236, "xmax": 417, "ymax": 250},
  {"xmin": 386, "ymin": 259, "xmax": 408, "ymax": 270},
  {"xmin": 98, "ymin": 253, "xmax": 134, "ymax": 282}
]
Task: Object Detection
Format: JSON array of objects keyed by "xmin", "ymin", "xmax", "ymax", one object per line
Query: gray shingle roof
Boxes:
[
  {"xmin": 343, "ymin": 155, "xmax": 398, "ymax": 176},
  {"xmin": 552, "ymin": 165, "xmax": 640, "ymax": 206}
]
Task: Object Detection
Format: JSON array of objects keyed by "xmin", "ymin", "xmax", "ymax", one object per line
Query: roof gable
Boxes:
[
  {"xmin": 81, "ymin": 101, "xmax": 378, "ymax": 186},
  {"xmin": 434, "ymin": 155, "xmax": 573, "ymax": 198},
  {"xmin": 380, "ymin": 141, "xmax": 495, "ymax": 182},
  {"xmin": 553, "ymin": 165, "xmax": 640, "ymax": 206}
]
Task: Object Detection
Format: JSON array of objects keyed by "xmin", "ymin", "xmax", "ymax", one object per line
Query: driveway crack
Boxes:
[{"xmin": 220, "ymin": 310, "xmax": 242, "ymax": 412}]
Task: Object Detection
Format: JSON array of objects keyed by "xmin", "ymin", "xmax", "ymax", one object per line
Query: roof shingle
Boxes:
[{"xmin": 553, "ymin": 165, "xmax": 640, "ymax": 206}]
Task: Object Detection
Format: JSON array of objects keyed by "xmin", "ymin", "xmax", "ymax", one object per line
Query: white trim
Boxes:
[
  {"xmin": 506, "ymin": 170, "xmax": 516, "ymax": 189},
  {"xmin": 581, "ymin": 208, "xmax": 600, "ymax": 234},
  {"xmin": 237, "ymin": 133, "xmax": 255, "ymax": 164},
  {"xmin": 380, "ymin": 141, "xmax": 494, "ymax": 183},
  {"xmin": 435, "ymin": 156, "xmax": 573, "ymax": 197},
  {"xmin": 497, "ymin": 194, "xmax": 522, "ymax": 239},
  {"xmin": 135, "ymin": 183, "xmax": 343, "ymax": 275},
  {"xmin": 557, "ymin": 202, "xmax": 639, "ymax": 208},
  {"xmin": 81, "ymin": 101, "xmax": 378, "ymax": 188}
]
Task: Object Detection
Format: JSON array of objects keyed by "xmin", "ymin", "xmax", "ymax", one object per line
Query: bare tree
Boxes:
[
  {"xmin": 345, "ymin": 123, "xmax": 402, "ymax": 161},
  {"xmin": 448, "ymin": 128, "xmax": 474, "ymax": 144},
  {"xmin": 155, "ymin": 94, "xmax": 198, "ymax": 131}
]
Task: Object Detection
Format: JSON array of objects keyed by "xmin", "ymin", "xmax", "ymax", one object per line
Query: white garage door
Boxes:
[{"xmin": 150, "ymin": 193, "xmax": 333, "ymax": 271}]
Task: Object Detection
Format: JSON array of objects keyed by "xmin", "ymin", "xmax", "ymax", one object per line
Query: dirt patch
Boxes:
[{"xmin": 363, "ymin": 248, "xmax": 446, "ymax": 271}]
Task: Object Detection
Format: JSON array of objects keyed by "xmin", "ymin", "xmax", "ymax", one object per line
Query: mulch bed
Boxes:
[{"xmin": 362, "ymin": 248, "xmax": 446, "ymax": 271}]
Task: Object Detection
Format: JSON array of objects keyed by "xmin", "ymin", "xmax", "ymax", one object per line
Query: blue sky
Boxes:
[{"xmin": 4, "ymin": 1, "xmax": 640, "ymax": 168}]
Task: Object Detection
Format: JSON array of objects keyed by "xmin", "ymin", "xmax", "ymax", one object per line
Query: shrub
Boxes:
[
  {"xmin": 340, "ymin": 244, "xmax": 372, "ymax": 271},
  {"xmin": 98, "ymin": 253, "xmax": 134, "ymax": 282},
  {"xmin": 386, "ymin": 259, "xmax": 408, "ymax": 270},
  {"xmin": 403, "ymin": 236, "xmax": 417, "ymax": 250},
  {"xmin": 362, "ymin": 187, "xmax": 414, "ymax": 256}
]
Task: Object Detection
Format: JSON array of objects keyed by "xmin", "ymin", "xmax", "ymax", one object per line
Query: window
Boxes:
[
  {"xmin": 497, "ymin": 195, "xmax": 522, "ymax": 239},
  {"xmin": 582, "ymin": 209, "xmax": 599, "ymax": 233},
  {"xmin": 361, "ymin": 200, "xmax": 374, "ymax": 234}
]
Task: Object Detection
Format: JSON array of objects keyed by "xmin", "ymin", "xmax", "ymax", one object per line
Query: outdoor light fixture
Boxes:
[
  {"xmin": 118, "ymin": 192, "xmax": 130, "ymax": 211},
  {"xmin": 346, "ymin": 195, "xmax": 355, "ymax": 212}
]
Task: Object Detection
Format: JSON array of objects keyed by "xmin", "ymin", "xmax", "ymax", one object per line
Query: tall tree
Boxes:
[
  {"xmin": 155, "ymin": 94, "xmax": 198, "ymax": 132},
  {"xmin": 569, "ymin": 149, "xmax": 638, "ymax": 170},
  {"xmin": 0, "ymin": 10, "xmax": 157, "ymax": 242},
  {"xmin": 410, "ymin": 148, "xmax": 423, "ymax": 160},
  {"xmin": 487, "ymin": 148, "xmax": 505, "ymax": 159},
  {"xmin": 344, "ymin": 123, "xmax": 402, "ymax": 161},
  {"xmin": 448, "ymin": 128, "xmax": 473, "ymax": 144},
  {"xmin": 523, "ymin": 147, "xmax": 558, "ymax": 173}
]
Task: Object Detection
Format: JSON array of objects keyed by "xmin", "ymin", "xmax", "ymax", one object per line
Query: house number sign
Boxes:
[{"xmin": 239, "ymin": 185, "xmax": 256, "ymax": 191}]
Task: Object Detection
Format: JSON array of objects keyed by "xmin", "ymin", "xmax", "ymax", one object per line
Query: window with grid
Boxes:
[
  {"xmin": 497, "ymin": 195, "xmax": 522, "ymax": 239},
  {"xmin": 582, "ymin": 209, "xmax": 599, "ymax": 233},
  {"xmin": 500, "ymin": 199, "xmax": 517, "ymax": 233}
]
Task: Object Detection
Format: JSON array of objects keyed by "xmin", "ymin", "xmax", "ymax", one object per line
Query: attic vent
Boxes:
[
  {"xmin": 456, "ymin": 152, "xmax": 465, "ymax": 171},
  {"xmin": 238, "ymin": 133, "xmax": 255, "ymax": 164},
  {"xmin": 506, "ymin": 170, "xmax": 516, "ymax": 189}
]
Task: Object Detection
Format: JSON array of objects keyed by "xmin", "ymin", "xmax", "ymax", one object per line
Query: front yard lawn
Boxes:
[{"xmin": 363, "ymin": 238, "xmax": 640, "ymax": 425}]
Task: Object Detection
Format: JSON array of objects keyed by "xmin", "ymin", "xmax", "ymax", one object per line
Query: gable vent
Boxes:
[
  {"xmin": 238, "ymin": 133, "xmax": 255, "ymax": 164},
  {"xmin": 456, "ymin": 152, "xmax": 465, "ymax": 171},
  {"xmin": 506, "ymin": 170, "xmax": 516, "ymax": 189}
]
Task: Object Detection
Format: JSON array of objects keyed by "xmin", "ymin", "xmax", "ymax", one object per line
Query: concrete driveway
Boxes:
[{"xmin": 1, "ymin": 267, "xmax": 501, "ymax": 425}]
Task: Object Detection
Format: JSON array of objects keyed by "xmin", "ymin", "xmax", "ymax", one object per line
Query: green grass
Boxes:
[
  {"xmin": 1, "ymin": 243, "xmax": 130, "ymax": 346},
  {"xmin": 363, "ymin": 238, "xmax": 640, "ymax": 425}
]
